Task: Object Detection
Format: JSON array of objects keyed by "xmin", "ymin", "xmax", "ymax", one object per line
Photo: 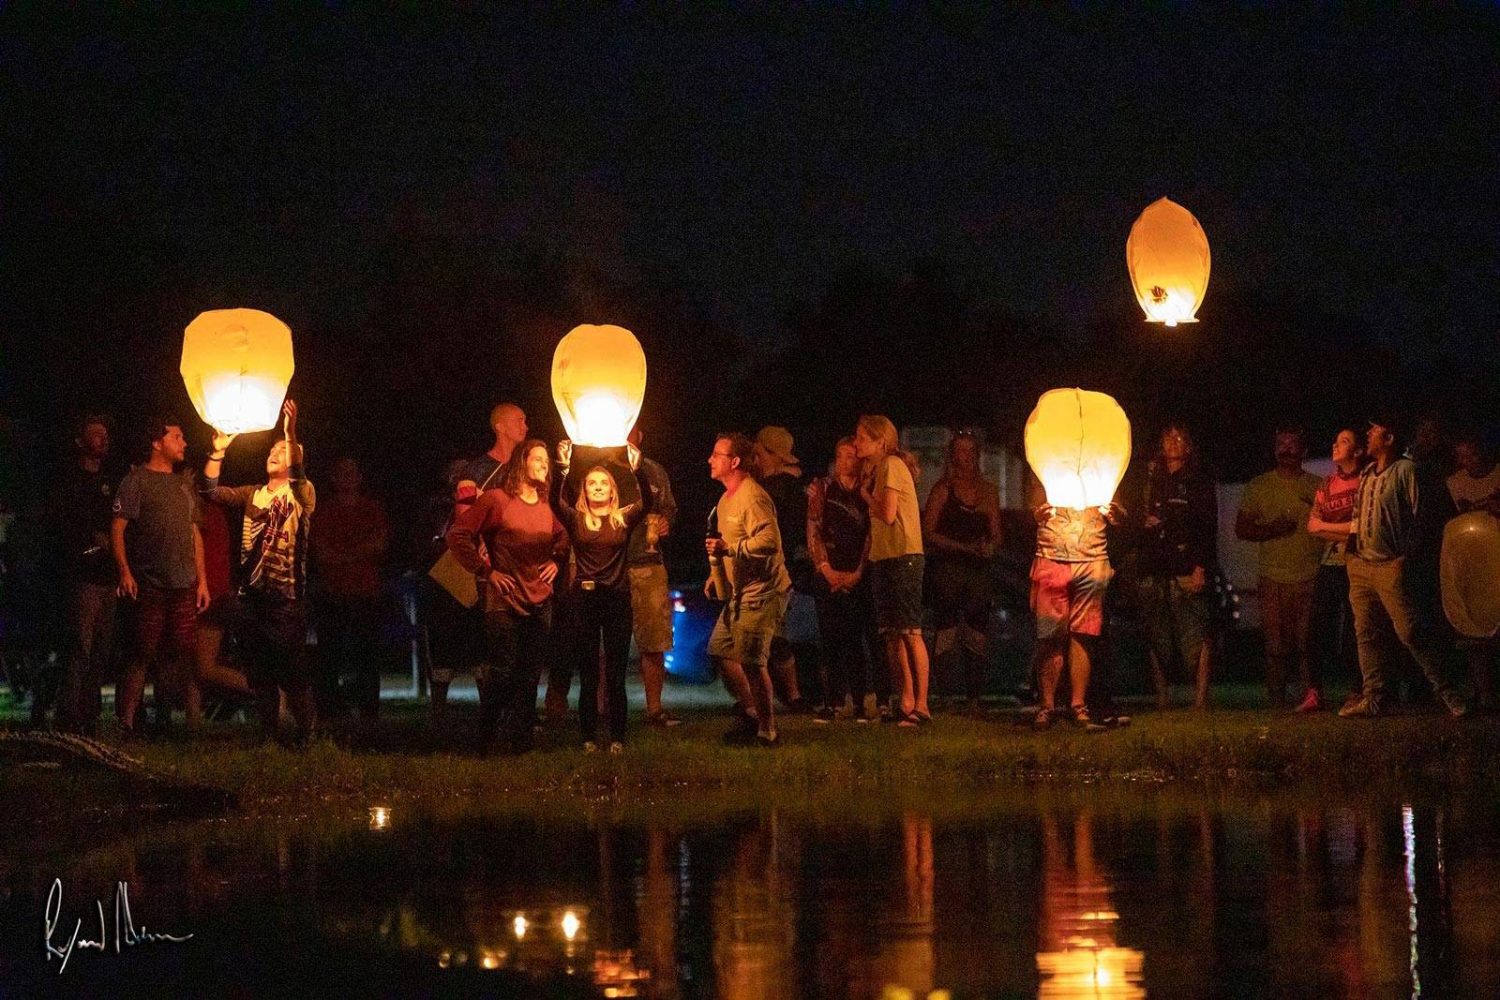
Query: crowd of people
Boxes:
[{"xmin": 11, "ymin": 399, "xmax": 1497, "ymax": 751}]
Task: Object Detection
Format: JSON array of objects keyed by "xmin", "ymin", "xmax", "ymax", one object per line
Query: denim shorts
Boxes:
[{"xmin": 871, "ymin": 554, "xmax": 925, "ymax": 634}]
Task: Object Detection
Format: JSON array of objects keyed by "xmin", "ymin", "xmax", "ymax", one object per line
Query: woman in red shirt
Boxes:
[{"xmin": 447, "ymin": 440, "xmax": 568, "ymax": 754}]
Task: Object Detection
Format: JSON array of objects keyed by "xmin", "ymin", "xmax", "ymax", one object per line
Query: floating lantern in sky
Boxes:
[
  {"xmin": 1024, "ymin": 389, "xmax": 1132, "ymax": 510},
  {"xmin": 1441, "ymin": 512, "xmax": 1500, "ymax": 639},
  {"xmin": 550, "ymin": 324, "xmax": 647, "ymax": 448},
  {"xmin": 181, "ymin": 308, "xmax": 295, "ymax": 434},
  {"xmin": 1126, "ymin": 197, "xmax": 1211, "ymax": 326}
]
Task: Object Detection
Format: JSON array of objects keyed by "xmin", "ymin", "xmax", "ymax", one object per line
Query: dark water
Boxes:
[{"xmin": 4, "ymin": 796, "xmax": 1499, "ymax": 998}]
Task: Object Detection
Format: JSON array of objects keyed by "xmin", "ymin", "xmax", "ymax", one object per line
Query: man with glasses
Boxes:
[
  {"xmin": 1136, "ymin": 423, "xmax": 1218, "ymax": 711},
  {"xmin": 705, "ymin": 432, "xmax": 791, "ymax": 746}
]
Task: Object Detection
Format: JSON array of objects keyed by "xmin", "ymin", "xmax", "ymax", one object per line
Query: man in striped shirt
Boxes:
[{"xmin": 202, "ymin": 399, "xmax": 318, "ymax": 743}]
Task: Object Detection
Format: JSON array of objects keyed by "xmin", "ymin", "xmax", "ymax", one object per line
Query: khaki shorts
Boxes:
[
  {"xmin": 628, "ymin": 564, "xmax": 675, "ymax": 654},
  {"xmin": 709, "ymin": 593, "xmax": 789, "ymax": 669}
]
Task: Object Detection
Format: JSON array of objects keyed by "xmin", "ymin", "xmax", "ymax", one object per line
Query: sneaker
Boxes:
[
  {"xmin": 1439, "ymin": 689, "xmax": 1470, "ymax": 719},
  {"xmin": 1338, "ymin": 694, "xmax": 1382, "ymax": 718},
  {"xmin": 756, "ymin": 730, "xmax": 780, "ymax": 747},
  {"xmin": 1294, "ymin": 688, "xmax": 1322, "ymax": 713},
  {"xmin": 608, "ymin": 741, "xmax": 625, "ymax": 754},
  {"xmin": 583, "ymin": 740, "xmax": 600, "ymax": 753},
  {"xmin": 813, "ymin": 706, "xmax": 837, "ymax": 724},
  {"xmin": 1033, "ymin": 709, "xmax": 1054, "ymax": 731},
  {"xmin": 645, "ymin": 710, "xmax": 682, "ymax": 728}
]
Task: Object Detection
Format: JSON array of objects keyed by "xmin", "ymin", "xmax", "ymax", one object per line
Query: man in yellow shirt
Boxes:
[{"xmin": 1235, "ymin": 428, "xmax": 1325, "ymax": 708}]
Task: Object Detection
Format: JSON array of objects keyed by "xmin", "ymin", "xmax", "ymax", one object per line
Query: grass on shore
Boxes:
[{"xmin": 96, "ymin": 695, "xmax": 1500, "ymax": 815}]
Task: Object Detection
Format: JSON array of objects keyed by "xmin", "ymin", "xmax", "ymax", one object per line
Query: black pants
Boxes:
[
  {"xmin": 1310, "ymin": 563, "xmax": 1356, "ymax": 692},
  {"xmin": 568, "ymin": 586, "xmax": 633, "ymax": 744},
  {"xmin": 238, "ymin": 592, "xmax": 309, "ymax": 689},
  {"xmin": 815, "ymin": 580, "xmax": 884, "ymax": 709},
  {"xmin": 315, "ymin": 595, "xmax": 385, "ymax": 718},
  {"xmin": 480, "ymin": 603, "xmax": 552, "ymax": 751},
  {"xmin": 56, "ymin": 581, "xmax": 117, "ymax": 734}
]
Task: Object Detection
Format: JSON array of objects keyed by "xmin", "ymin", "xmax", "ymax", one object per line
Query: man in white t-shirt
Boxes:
[{"xmin": 1448, "ymin": 431, "xmax": 1500, "ymax": 515}]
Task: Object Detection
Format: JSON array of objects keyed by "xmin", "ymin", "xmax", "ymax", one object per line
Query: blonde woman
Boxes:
[
  {"xmin": 556, "ymin": 462, "xmax": 644, "ymax": 752},
  {"xmin": 854, "ymin": 415, "xmax": 931, "ymax": 726}
]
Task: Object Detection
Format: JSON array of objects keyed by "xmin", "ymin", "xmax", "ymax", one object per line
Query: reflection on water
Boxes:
[
  {"xmin": 1036, "ymin": 812, "xmax": 1144, "ymax": 998},
  {"xmin": 4, "ymin": 796, "xmax": 1498, "ymax": 997}
]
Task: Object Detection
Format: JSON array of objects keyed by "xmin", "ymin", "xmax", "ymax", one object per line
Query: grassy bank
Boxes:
[{"xmin": 97, "ymin": 699, "xmax": 1500, "ymax": 813}]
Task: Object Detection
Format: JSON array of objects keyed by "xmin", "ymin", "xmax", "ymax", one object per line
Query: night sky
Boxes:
[{"xmin": 4, "ymin": 5, "xmax": 1497, "ymax": 490}]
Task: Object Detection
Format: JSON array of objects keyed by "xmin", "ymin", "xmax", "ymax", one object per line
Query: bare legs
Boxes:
[
  {"xmin": 1151, "ymin": 643, "xmax": 1213, "ymax": 710},
  {"xmin": 717, "ymin": 656, "xmax": 776, "ymax": 737},
  {"xmin": 884, "ymin": 630, "xmax": 930, "ymax": 719},
  {"xmin": 184, "ymin": 624, "xmax": 254, "ymax": 729},
  {"xmin": 1039, "ymin": 635, "xmax": 1092, "ymax": 713}
]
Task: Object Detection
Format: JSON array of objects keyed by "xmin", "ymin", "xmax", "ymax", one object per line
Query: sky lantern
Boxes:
[
  {"xmin": 550, "ymin": 323, "xmax": 647, "ymax": 447},
  {"xmin": 1126, "ymin": 197, "xmax": 1211, "ymax": 326},
  {"xmin": 1024, "ymin": 388, "xmax": 1132, "ymax": 510},
  {"xmin": 1441, "ymin": 512, "xmax": 1500, "ymax": 639},
  {"xmin": 180, "ymin": 308, "xmax": 295, "ymax": 434}
]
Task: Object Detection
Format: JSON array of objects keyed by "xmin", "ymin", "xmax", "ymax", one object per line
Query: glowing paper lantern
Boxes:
[
  {"xmin": 1024, "ymin": 388, "xmax": 1132, "ymax": 510},
  {"xmin": 1126, "ymin": 197, "xmax": 1211, "ymax": 326},
  {"xmin": 1441, "ymin": 512, "xmax": 1500, "ymax": 639},
  {"xmin": 550, "ymin": 323, "xmax": 647, "ymax": 447},
  {"xmin": 181, "ymin": 308, "xmax": 295, "ymax": 434}
]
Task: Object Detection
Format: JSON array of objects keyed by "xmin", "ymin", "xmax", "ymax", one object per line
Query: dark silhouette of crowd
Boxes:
[{"xmin": 3, "ymin": 400, "xmax": 1495, "ymax": 751}]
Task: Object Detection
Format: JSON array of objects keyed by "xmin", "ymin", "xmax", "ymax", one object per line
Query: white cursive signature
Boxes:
[{"xmin": 43, "ymin": 878, "xmax": 194, "ymax": 974}]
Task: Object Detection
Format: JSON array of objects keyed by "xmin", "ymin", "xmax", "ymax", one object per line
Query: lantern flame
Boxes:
[
  {"xmin": 551, "ymin": 324, "xmax": 647, "ymax": 447},
  {"xmin": 181, "ymin": 308, "xmax": 295, "ymax": 434},
  {"xmin": 1126, "ymin": 197, "xmax": 1210, "ymax": 325},
  {"xmin": 1024, "ymin": 389, "xmax": 1132, "ymax": 511}
]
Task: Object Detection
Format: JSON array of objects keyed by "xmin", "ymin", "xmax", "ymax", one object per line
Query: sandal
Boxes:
[{"xmin": 896, "ymin": 713, "xmax": 921, "ymax": 729}]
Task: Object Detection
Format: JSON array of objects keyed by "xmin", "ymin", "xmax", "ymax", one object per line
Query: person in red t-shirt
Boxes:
[
  {"xmin": 1305, "ymin": 428, "xmax": 1366, "ymax": 711},
  {"xmin": 447, "ymin": 440, "xmax": 568, "ymax": 753},
  {"xmin": 312, "ymin": 457, "xmax": 390, "ymax": 720},
  {"xmin": 184, "ymin": 499, "xmax": 254, "ymax": 730}
]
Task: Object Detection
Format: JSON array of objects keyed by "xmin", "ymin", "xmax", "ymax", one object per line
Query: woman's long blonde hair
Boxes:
[
  {"xmin": 575, "ymin": 465, "xmax": 629, "ymax": 531},
  {"xmin": 857, "ymin": 414, "xmax": 921, "ymax": 487}
]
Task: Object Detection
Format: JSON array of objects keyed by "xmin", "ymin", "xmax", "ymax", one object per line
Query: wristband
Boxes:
[{"xmin": 209, "ymin": 451, "xmax": 226, "ymax": 461}]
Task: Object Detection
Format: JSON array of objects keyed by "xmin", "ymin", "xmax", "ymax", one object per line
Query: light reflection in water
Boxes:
[
  {"xmin": 21, "ymin": 799, "xmax": 1491, "ymax": 996},
  {"xmin": 1036, "ymin": 812, "xmax": 1146, "ymax": 998},
  {"xmin": 1403, "ymin": 804, "xmax": 1420, "ymax": 998},
  {"xmin": 713, "ymin": 811, "xmax": 799, "ymax": 998}
]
